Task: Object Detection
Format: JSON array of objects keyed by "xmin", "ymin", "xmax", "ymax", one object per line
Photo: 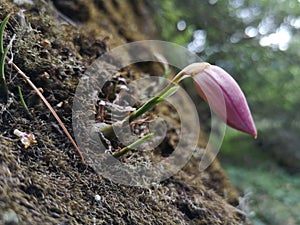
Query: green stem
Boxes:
[
  {"xmin": 113, "ymin": 133, "xmax": 154, "ymax": 157},
  {"xmin": 18, "ymin": 86, "xmax": 32, "ymax": 118},
  {"xmin": 0, "ymin": 45, "xmax": 9, "ymax": 102},
  {"xmin": 0, "ymin": 14, "xmax": 10, "ymax": 55},
  {"xmin": 127, "ymin": 84, "xmax": 179, "ymax": 122},
  {"xmin": 120, "ymin": 70, "xmax": 186, "ymax": 123},
  {"xmin": 0, "ymin": 14, "xmax": 11, "ymax": 102},
  {"xmin": 172, "ymin": 71, "xmax": 185, "ymax": 84}
]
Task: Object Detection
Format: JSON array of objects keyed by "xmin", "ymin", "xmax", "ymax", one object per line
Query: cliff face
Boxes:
[{"xmin": 0, "ymin": 1, "xmax": 246, "ymax": 224}]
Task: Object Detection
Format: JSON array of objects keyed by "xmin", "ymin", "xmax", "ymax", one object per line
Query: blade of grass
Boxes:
[
  {"xmin": 0, "ymin": 14, "xmax": 10, "ymax": 54},
  {"xmin": 18, "ymin": 86, "xmax": 32, "ymax": 119},
  {"xmin": 0, "ymin": 45, "xmax": 9, "ymax": 101},
  {"xmin": 113, "ymin": 133, "xmax": 154, "ymax": 157},
  {"xmin": 8, "ymin": 58, "xmax": 85, "ymax": 162},
  {"xmin": 0, "ymin": 14, "xmax": 11, "ymax": 102},
  {"xmin": 156, "ymin": 85, "xmax": 179, "ymax": 102},
  {"xmin": 128, "ymin": 85, "xmax": 179, "ymax": 122}
]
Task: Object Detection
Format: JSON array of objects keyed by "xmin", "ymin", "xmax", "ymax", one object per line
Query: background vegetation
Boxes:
[{"xmin": 151, "ymin": 0, "xmax": 300, "ymax": 224}]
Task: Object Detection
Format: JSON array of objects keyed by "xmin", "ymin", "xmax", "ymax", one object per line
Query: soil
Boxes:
[{"xmin": 0, "ymin": 0, "xmax": 248, "ymax": 224}]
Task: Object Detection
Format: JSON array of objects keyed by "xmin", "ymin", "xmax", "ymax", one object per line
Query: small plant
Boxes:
[
  {"xmin": 103, "ymin": 62, "xmax": 257, "ymax": 158},
  {"xmin": 103, "ymin": 62, "xmax": 257, "ymax": 142}
]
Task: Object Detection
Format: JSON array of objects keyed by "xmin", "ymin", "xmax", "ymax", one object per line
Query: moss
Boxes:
[{"xmin": 0, "ymin": 0, "xmax": 245, "ymax": 224}]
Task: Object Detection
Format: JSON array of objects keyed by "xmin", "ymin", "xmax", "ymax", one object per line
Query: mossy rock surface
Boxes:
[{"xmin": 0, "ymin": 1, "xmax": 247, "ymax": 224}]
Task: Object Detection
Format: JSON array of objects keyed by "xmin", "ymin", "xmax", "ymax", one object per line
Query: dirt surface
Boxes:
[{"xmin": 0, "ymin": 1, "xmax": 247, "ymax": 224}]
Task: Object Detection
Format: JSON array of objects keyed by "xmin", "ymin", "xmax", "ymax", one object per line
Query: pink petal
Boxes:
[{"xmin": 193, "ymin": 65, "xmax": 257, "ymax": 137}]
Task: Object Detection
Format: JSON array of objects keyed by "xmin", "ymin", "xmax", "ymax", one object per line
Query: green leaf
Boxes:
[
  {"xmin": 156, "ymin": 85, "xmax": 180, "ymax": 103},
  {"xmin": 129, "ymin": 85, "xmax": 180, "ymax": 122},
  {"xmin": 0, "ymin": 14, "xmax": 10, "ymax": 55},
  {"xmin": 1, "ymin": 45, "xmax": 9, "ymax": 79},
  {"xmin": 113, "ymin": 133, "xmax": 154, "ymax": 157},
  {"xmin": 0, "ymin": 45, "xmax": 9, "ymax": 102},
  {"xmin": 18, "ymin": 86, "xmax": 32, "ymax": 118}
]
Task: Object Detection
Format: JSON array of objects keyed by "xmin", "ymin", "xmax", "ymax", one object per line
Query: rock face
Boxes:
[{"xmin": 0, "ymin": 0, "xmax": 247, "ymax": 224}]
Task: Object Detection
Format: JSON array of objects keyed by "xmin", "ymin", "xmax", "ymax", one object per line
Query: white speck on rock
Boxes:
[{"xmin": 94, "ymin": 194, "xmax": 101, "ymax": 202}]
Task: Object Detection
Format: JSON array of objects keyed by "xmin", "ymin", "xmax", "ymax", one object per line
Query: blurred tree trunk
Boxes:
[{"xmin": 52, "ymin": 0, "xmax": 157, "ymax": 45}]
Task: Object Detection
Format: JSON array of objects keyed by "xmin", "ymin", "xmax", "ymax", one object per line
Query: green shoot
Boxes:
[
  {"xmin": 0, "ymin": 45, "xmax": 9, "ymax": 101},
  {"xmin": 0, "ymin": 14, "xmax": 10, "ymax": 54},
  {"xmin": 156, "ymin": 85, "xmax": 180, "ymax": 102},
  {"xmin": 113, "ymin": 133, "xmax": 154, "ymax": 157},
  {"xmin": 18, "ymin": 86, "xmax": 32, "ymax": 118},
  {"xmin": 0, "ymin": 14, "xmax": 11, "ymax": 102},
  {"xmin": 127, "ymin": 85, "xmax": 179, "ymax": 122}
]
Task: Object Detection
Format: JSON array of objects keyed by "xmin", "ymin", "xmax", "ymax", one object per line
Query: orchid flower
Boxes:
[
  {"xmin": 177, "ymin": 63, "xmax": 257, "ymax": 138},
  {"xmin": 101, "ymin": 62, "xmax": 257, "ymax": 153}
]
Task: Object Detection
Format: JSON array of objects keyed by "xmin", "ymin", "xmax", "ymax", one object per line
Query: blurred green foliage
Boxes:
[
  {"xmin": 226, "ymin": 164, "xmax": 300, "ymax": 225},
  {"xmin": 220, "ymin": 126, "xmax": 300, "ymax": 225},
  {"xmin": 151, "ymin": 0, "xmax": 300, "ymax": 224},
  {"xmin": 151, "ymin": 0, "xmax": 300, "ymax": 169}
]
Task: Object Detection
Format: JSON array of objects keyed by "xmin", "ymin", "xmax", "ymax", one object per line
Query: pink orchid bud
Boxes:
[{"xmin": 191, "ymin": 64, "xmax": 257, "ymax": 138}]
